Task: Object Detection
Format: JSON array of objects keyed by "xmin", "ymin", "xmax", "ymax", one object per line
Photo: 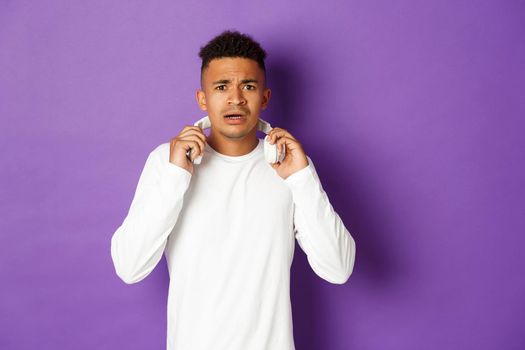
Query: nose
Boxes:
[{"xmin": 227, "ymin": 86, "xmax": 247, "ymax": 105}]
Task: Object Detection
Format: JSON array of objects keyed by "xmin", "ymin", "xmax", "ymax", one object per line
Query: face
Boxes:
[{"xmin": 196, "ymin": 57, "xmax": 271, "ymax": 140}]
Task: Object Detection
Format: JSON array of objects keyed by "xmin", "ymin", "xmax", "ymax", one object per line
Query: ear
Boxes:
[
  {"xmin": 261, "ymin": 88, "xmax": 271, "ymax": 110},
  {"xmin": 196, "ymin": 90, "xmax": 207, "ymax": 111}
]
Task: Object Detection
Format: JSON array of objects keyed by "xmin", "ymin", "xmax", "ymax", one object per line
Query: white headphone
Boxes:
[{"xmin": 187, "ymin": 115, "xmax": 285, "ymax": 164}]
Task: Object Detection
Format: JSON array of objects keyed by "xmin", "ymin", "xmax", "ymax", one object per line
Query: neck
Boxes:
[{"xmin": 207, "ymin": 130, "xmax": 259, "ymax": 156}]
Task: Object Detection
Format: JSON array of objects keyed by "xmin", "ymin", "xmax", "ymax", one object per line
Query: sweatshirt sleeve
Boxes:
[
  {"xmin": 110, "ymin": 145, "xmax": 192, "ymax": 284},
  {"xmin": 284, "ymin": 156, "xmax": 356, "ymax": 284}
]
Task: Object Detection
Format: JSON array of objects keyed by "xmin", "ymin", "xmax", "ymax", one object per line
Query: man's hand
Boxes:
[
  {"xmin": 267, "ymin": 127, "xmax": 309, "ymax": 179},
  {"xmin": 169, "ymin": 126, "xmax": 207, "ymax": 174}
]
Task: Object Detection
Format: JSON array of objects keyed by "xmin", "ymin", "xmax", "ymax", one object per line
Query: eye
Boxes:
[
  {"xmin": 243, "ymin": 84, "xmax": 256, "ymax": 90},
  {"xmin": 215, "ymin": 85, "xmax": 226, "ymax": 91}
]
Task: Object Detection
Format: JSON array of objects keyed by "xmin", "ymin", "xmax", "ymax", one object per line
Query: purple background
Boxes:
[{"xmin": 1, "ymin": 1, "xmax": 524, "ymax": 349}]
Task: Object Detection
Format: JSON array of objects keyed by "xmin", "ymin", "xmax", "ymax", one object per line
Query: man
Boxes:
[{"xmin": 111, "ymin": 30, "xmax": 356, "ymax": 350}]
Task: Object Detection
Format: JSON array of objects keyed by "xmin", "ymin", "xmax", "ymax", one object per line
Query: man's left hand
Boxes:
[{"xmin": 267, "ymin": 127, "xmax": 309, "ymax": 179}]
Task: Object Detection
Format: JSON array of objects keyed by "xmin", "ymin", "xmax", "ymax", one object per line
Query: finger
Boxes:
[
  {"xmin": 179, "ymin": 132, "xmax": 206, "ymax": 149},
  {"xmin": 274, "ymin": 136, "xmax": 302, "ymax": 155},
  {"xmin": 187, "ymin": 138, "xmax": 206, "ymax": 156},
  {"xmin": 179, "ymin": 127, "xmax": 207, "ymax": 143},
  {"xmin": 268, "ymin": 128, "xmax": 296, "ymax": 144},
  {"xmin": 181, "ymin": 125, "xmax": 204, "ymax": 133},
  {"xmin": 179, "ymin": 133, "xmax": 205, "ymax": 146},
  {"xmin": 179, "ymin": 138, "xmax": 205, "ymax": 157},
  {"xmin": 180, "ymin": 125, "xmax": 205, "ymax": 134},
  {"xmin": 274, "ymin": 137, "xmax": 285, "ymax": 158}
]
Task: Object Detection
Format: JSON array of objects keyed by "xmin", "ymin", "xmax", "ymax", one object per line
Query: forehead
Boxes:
[{"xmin": 202, "ymin": 57, "xmax": 264, "ymax": 83}]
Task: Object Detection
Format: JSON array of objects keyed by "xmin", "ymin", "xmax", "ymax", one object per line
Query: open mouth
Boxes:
[{"xmin": 224, "ymin": 114, "xmax": 245, "ymax": 119}]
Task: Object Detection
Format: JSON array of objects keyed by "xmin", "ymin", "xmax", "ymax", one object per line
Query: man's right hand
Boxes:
[{"xmin": 169, "ymin": 125, "xmax": 207, "ymax": 174}]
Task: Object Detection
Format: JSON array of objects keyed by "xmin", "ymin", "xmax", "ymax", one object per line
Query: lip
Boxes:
[
  {"xmin": 224, "ymin": 115, "xmax": 246, "ymax": 125},
  {"xmin": 223, "ymin": 111, "xmax": 247, "ymax": 118}
]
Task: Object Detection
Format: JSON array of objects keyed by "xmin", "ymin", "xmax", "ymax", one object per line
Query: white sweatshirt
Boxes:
[{"xmin": 111, "ymin": 138, "xmax": 356, "ymax": 350}]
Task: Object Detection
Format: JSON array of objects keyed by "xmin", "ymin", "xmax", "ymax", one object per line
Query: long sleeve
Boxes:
[
  {"xmin": 284, "ymin": 156, "xmax": 356, "ymax": 284},
  {"xmin": 110, "ymin": 145, "xmax": 192, "ymax": 284}
]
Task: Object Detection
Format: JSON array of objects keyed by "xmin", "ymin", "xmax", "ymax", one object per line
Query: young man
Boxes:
[{"xmin": 111, "ymin": 30, "xmax": 356, "ymax": 350}]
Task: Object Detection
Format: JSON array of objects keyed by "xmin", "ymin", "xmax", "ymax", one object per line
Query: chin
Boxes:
[
  {"xmin": 222, "ymin": 120, "xmax": 258, "ymax": 137},
  {"xmin": 221, "ymin": 130, "xmax": 250, "ymax": 140}
]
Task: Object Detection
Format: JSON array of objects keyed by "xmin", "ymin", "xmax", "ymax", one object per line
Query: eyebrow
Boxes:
[{"xmin": 212, "ymin": 79, "xmax": 259, "ymax": 85}]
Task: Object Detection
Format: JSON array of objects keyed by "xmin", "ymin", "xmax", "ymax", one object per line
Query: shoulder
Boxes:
[
  {"xmin": 140, "ymin": 142, "xmax": 170, "ymax": 168},
  {"xmin": 149, "ymin": 142, "xmax": 170, "ymax": 158}
]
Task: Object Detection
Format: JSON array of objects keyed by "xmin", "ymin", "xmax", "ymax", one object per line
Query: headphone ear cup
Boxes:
[
  {"xmin": 264, "ymin": 135, "xmax": 283, "ymax": 164},
  {"xmin": 193, "ymin": 154, "xmax": 203, "ymax": 164},
  {"xmin": 278, "ymin": 144, "xmax": 286, "ymax": 162},
  {"xmin": 188, "ymin": 115, "xmax": 210, "ymax": 164},
  {"xmin": 185, "ymin": 147, "xmax": 203, "ymax": 164}
]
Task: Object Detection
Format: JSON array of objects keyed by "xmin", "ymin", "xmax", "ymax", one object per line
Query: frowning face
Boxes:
[{"xmin": 196, "ymin": 57, "xmax": 271, "ymax": 141}]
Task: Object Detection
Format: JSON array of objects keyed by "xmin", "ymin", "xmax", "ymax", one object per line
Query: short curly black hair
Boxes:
[{"xmin": 198, "ymin": 30, "xmax": 267, "ymax": 84}]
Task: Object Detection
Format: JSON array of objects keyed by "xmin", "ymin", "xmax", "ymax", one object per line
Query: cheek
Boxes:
[
  {"xmin": 249, "ymin": 93, "xmax": 265, "ymax": 107},
  {"xmin": 206, "ymin": 94, "xmax": 224, "ymax": 108}
]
